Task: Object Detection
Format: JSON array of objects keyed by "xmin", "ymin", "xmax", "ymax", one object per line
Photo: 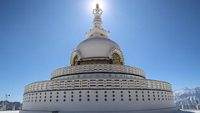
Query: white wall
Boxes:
[{"xmin": 22, "ymin": 89, "xmax": 175, "ymax": 112}]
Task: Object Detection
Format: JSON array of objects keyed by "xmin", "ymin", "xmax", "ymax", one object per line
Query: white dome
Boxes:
[{"xmin": 76, "ymin": 37, "xmax": 120, "ymax": 59}]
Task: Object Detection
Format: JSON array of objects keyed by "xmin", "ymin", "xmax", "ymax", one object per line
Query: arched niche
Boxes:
[
  {"xmin": 110, "ymin": 48, "xmax": 124, "ymax": 65},
  {"xmin": 112, "ymin": 53, "xmax": 121, "ymax": 64},
  {"xmin": 70, "ymin": 50, "xmax": 81, "ymax": 66},
  {"xmin": 72, "ymin": 55, "xmax": 78, "ymax": 66}
]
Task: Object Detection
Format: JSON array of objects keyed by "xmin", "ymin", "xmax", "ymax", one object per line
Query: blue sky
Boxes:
[{"xmin": 0, "ymin": 0, "xmax": 200, "ymax": 102}]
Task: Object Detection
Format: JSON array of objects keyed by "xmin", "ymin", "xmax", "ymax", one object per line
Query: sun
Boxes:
[
  {"xmin": 90, "ymin": 0, "xmax": 106, "ymax": 10},
  {"xmin": 84, "ymin": 0, "xmax": 108, "ymax": 16}
]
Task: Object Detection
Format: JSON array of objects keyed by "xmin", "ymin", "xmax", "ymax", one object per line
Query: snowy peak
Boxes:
[{"xmin": 174, "ymin": 87, "xmax": 200, "ymax": 110}]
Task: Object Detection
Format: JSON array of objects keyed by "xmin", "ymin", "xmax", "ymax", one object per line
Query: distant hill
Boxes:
[
  {"xmin": 174, "ymin": 87, "xmax": 200, "ymax": 110},
  {"xmin": 0, "ymin": 101, "xmax": 22, "ymax": 110}
]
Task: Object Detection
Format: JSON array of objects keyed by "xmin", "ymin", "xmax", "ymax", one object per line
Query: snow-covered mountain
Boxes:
[
  {"xmin": 0, "ymin": 101, "xmax": 21, "ymax": 111},
  {"xmin": 174, "ymin": 87, "xmax": 200, "ymax": 109}
]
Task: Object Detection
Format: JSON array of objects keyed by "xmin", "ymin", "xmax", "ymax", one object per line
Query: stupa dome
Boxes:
[
  {"xmin": 71, "ymin": 36, "xmax": 124, "ymax": 65},
  {"xmin": 77, "ymin": 36, "xmax": 120, "ymax": 59}
]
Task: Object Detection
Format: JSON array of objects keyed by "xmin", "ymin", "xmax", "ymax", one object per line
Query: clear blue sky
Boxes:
[{"xmin": 0, "ymin": 0, "xmax": 200, "ymax": 102}]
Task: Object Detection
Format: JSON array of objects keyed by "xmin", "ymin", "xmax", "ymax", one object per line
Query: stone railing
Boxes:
[
  {"xmin": 51, "ymin": 64, "xmax": 145, "ymax": 79},
  {"xmin": 24, "ymin": 79, "xmax": 172, "ymax": 94}
]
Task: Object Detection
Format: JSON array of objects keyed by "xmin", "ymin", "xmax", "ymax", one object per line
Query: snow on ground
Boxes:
[
  {"xmin": 0, "ymin": 110, "xmax": 200, "ymax": 113},
  {"xmin": 0, "ymin": 111, "xmax": 19, "ymax": 113},
  {"xmin": 181, "ymin": 110, "xmax": 200, "ymax": 113}
]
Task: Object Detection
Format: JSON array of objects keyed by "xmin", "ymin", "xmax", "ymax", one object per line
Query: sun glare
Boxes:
[
  {"xmin": 83, "ymin": 0, "xmax": 109, "ymax": 19},
  {"xmin": 90, "ymin": 0, "xmax": 106, "ymax": 11}
]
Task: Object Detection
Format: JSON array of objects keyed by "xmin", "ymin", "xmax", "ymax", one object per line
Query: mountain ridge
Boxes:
[
  {"xmin": 0, "ymin": 101, "xmax": 22, "ymax": 111},
  {"xmin": 174, "ymin": 87, "xmax": 200, "ymax": 110}
]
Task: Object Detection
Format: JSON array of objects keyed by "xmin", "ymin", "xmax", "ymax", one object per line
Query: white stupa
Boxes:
[{"xmin": 20, "ymin": 4, "xmax": 177, "ymax": 113}]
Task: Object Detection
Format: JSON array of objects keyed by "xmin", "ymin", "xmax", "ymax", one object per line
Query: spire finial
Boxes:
[
  {"xmin": 96, "ymin": 3, "xmax": 99, "ymax": 9},
  {"xmin": 86, "ymin": 3, "xmax": 109, "ymax": 38},
  {"xmin": 93, "ymin": 3, "xmax": 103, "ymax": 15}
]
